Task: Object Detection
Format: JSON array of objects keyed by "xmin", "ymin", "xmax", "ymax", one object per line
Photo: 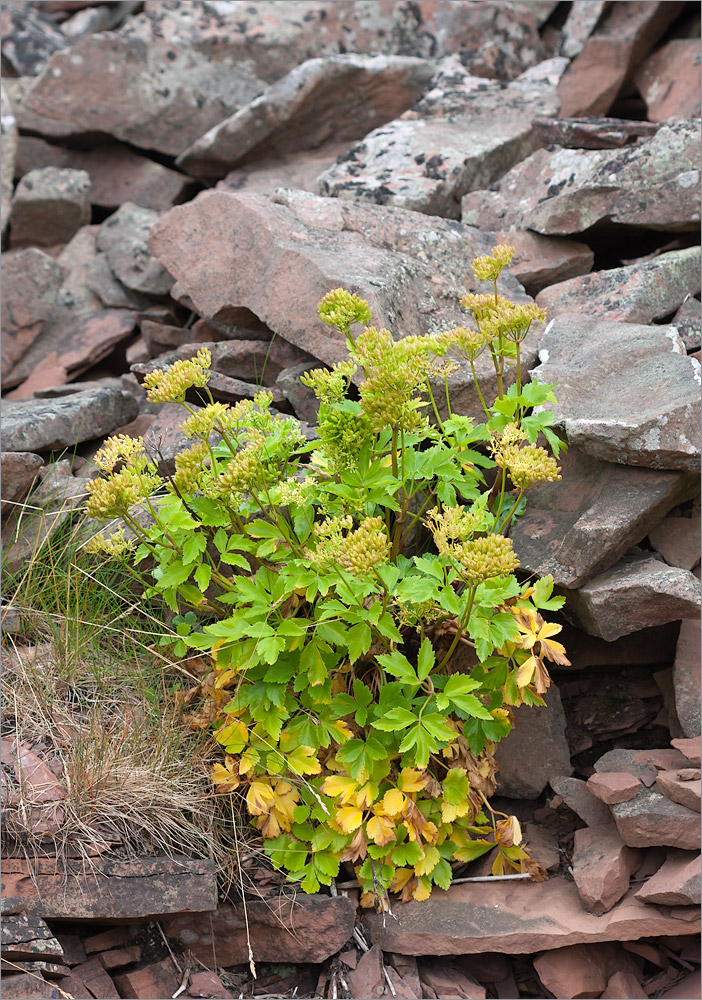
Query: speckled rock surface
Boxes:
[
  {"xmin": 672, "ymin": 296, "xmax": 701, "ymax": 353},
  {"xmin": 96, "ymin": 202, "xmax": 173, "ymax": 295},
  {"xmin": 0, "ymin": 452, "xmax": 44, "ymax": 512},
  {"xmin": 1, "ymin": 88, "xmax": 17, "ymax": 235},
  {"xmin": 9, "ymin": 167, "xmax": 92, "ymax": 249},
  {"xmin": 635, "ymin": 39, "xmax": 702, "ymax": 123},
  {"xmin": 531, "ymin": 313, "xmax": 701, "ymax": 471},
  {"xmin": 609, "ymin": 784, "xmax": 701, "ymax": 851},
  {"xmin": 461, "ymin": 121, "xmax": 701, "ymax": 234},
  {"xmin": 1, "ymin": 388, "xmax": 139, "ymax": 453},
  {"xmin": 1, "ymin": 249, "xmax": 66, "ymax": 380},
  {"xmin": 532, "ymin": 116, "xmax": 659, "ymax": 150},
  {"xmin": 674, "ymin": 619, "xmax": 701, "ymax": 739}
]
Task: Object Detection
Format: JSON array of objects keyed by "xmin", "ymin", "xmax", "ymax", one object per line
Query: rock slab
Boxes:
[{"xmin": 1, "ymin": 389, "xmax": 139, "ymax": 454}]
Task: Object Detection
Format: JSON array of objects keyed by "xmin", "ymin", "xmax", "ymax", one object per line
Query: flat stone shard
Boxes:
[
  {"xmin": 178, "ymin": 54, "xmax": 435, "ymax": 179},
  {"xmin": 493, "ymin": 685, "xmax": 572, "ymax": 799},
  {"xmin": 10, "ymin": 167, "xmax": 92, "ymax": 250},
  {"xmin": 634, "ymin": 851, "xmax": 701, "ymax": 906},
  {"xmin": 609, "ymin": 785, "xmax": 701, "ymax": 851},
  {"xmin": 534, "ymin": 943, "xmax": 640, "ymax": 1000},
  {"xmin": 559, "ymin": 1, "xmax": 609, "ymax": 60},
  {"xmin": 674, "ymin": 619, "xmax": 702, "ymax": 739},
  {"xmin": 649, "ymin": 514, "xmax": 701, "ymax": 571},
  {"xmin": 672, "ymin": 296, "xmax": 702, "ymax": 353},
  {"xmin": 362, "ymin": 876, "xmax": 700, "ymax": 956},
  {"xmin": 318, "ymin": 58, "xmax": 567, "ymax": 218},
  {"xmin": 587, "ymin": 772, "xmax": 641, "ymax": 806},
  {"xmin": 655, "ymin": 770, "xmax": 701, "ymax": 813},
  {"xmin": 1, "ymin": 249, "xmax": 66, "ymax": 379},
  {"xmin": 535, "ymin": 248, "xmax": 702, "ymax": 325},
  {"xmin": 635, "ymin": 39, "xmax": 702, "ymax": 123},
  {"xmin": 509, "ymin": 446, "xmax": 699, "ymax": 589},
  {"xmin": 164, "ymin": 894, "xmax": 356, "ymax": 965},
  {"xmin": 532, "ymin": 116, "xmax": 659, "ymax": 150},
  {"xmin": 566, "ymin": 556, "xmax": 701, "ymax": 641},
  {"xmin": 601, "ymin": 971, "xmax": 647, "ymax": 1000},
  {"xmin": 572, "ymin": 824, "xmax": 642, "ymax": 914},
  {"xmin": 0, "ymin": 389, "xmax": 139, "ymax": 453},
  {"xmin": 549, "ymin": 776, "xmax": 612, "ymax": 829},
  {"xmin": 531, "ymin": 313, "xmax": 701, "ymax": 472},
  {"xmin": 0, "ymin": 453, "xmax": 44, "ymax": 512},
  {"xmin": 1, "ymin": 913, "xmax": 63, "ymax": 963},
  {"xmin": 461, "ymin": 122, "xmax": 701, "ymax": 234},
  {"xmin": 96, "ymin": 203, "xmax": 173, "ymax": 296}
]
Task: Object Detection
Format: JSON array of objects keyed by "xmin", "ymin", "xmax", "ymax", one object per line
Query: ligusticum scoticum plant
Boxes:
[{"xmin": 85, "ymin": 245, "xmax": 570, "ymax": 908}]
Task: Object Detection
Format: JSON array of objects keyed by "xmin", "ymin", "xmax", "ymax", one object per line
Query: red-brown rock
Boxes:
[
  {"xmin": 534, "ymin": 942, "xmax": 639, "ymax": 999},
  {"xmin": 1, "ymin": 914, "xmax": 63, "ymax": 963},
  {"xmin": 113, "ymin": 959, "xmax": 179, "ymax": 1000},
  {"xmin": 216, "ymin": 145, "xmax": 347, "ymax": 198},
  {"xmin": 635, "ymin": 850, "xmax": 701, "ymax": 907},
  {"xmin": 674, "ymin": 619, "xmax": 701, "ymax": 738},
  {"xmin": 572, "ymin": 824, "xmax": 642, "ymax": 914},
  {"xmin": 0, "ymin": 973, "xmax": 59, "ymax": 999},
  {"xmin": 635, "ymin": 39, "xmax": 702, "ymax": 123},
  {"xmin": 609, "ymin": 785, "xmax": 700, "ymax": 851},
  {"xmin": 601, "ymin": 971, "xmax": 646, "ymax": 999},
  {"xmin": 494, "ymin": 685, "xmax": 572, "ymax": 798},
  {"xmin": 550, "ymin": 776, "xmax": 612, "ymax": 828},
  {"xmin": 10, "ymin": 167, "xmax": 91, "ymax": 250},
  {"xmin": 659, "ymin": 970, "xmax": 702, "ymax": 999},
  {"xmin": 649, "ymin": 513, "xmax": 701, "ymax": 571},
  {"xmin": 188, "ymin": 970, "xmax": 233, "ymax": 999},
  {"xmin": 1, "ymin": 249, "xmax": 65, "ymax": 380},
  {"xmin": 83, "ymin": 928, "xmax": 130, "ymax": 954},
  {"xmin": 494, "ymin": 230, "xmax": 594, "ymax": 296},
  {"xmin": 347, "ymin": 944, "xmax": 386, "ymax": 1000},
  {"xmin": 1, "ymin": 89, "xmax": 17, "ymax": 236},
  {"xmin": 587, "ymin": 772, "xmax": 641, "ymax": 806},
  {"xmin": 71, "ymin": 958, "xmax": 117, "ymax": 1000},
  {"xmin": 1, "ymin": 452, "xmax": 44, "ymax": 513},
  {"xmin": 656, "ymin": 770, "xmax": 701, "ymax": 813},
  {"xmin": 531, "ymin": 115, "xmax": 659, "ymax": 150},
  {"xmin": 672, "ymin": 737, "xmax": 702, "ymax": 767},
  {"xmin": 419, "ymin": 961, "xmax": 486, "ymax": 999}
]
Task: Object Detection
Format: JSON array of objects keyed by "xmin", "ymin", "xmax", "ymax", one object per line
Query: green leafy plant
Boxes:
[{"xmin": 85, "ymin": 245, "xmax": 570, "ymax": 907}]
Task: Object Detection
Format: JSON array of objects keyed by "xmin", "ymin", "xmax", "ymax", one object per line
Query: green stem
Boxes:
[
  {"xmin": 424, "ymin": 379, "xmax": 445, "ymax": 433},
  {"xmin": 437, "ymin": 586, "xmax": 477, "ymax": 671},
  {"xmin": 497, "ymin": 489, "xmax": 524, "ymax": 536},
  {"xmin": 493, "ymin": 468, "xmax": 507, "ymax": 526}
]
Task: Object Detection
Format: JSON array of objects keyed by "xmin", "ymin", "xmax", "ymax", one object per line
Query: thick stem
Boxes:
[{"xmin": 468, "ymin": 360, "xmax": 490, "ymax": 419}]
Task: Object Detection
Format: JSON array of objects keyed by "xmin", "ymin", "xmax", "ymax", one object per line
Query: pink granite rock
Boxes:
[
  {"xmin": 534, "ymin": 943, "xmax": 643, "ymax": 999},
  {"xmin": 655, "ymin": 770, "xmax": 701, "ymax": 813},
  {"xmin": 671, "ymin": 737, "xmax": 701, "ymax": 768},
  {"xmin": 635, "ymin": 39, "xmax": 702, "ymax": 123},
  {"xmin": 601, "ymin": 971, "xmax": 646, "ymax": 999},
  {"xmin": 674, "ymin": 619, "xmax": 701, "ymax": 738},
  {"xmin": 649, "ymin": 514, "xmax": 701, "ymax": 571},
  {"xmin": 10, "ymin": 167, "xmax": 92, "ymax": 250}
]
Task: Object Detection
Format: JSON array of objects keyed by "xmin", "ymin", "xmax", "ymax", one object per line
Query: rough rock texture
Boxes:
[
  {"xmin": 0, "ymin": 4, "xmax": 67, "ymax": 77},
  {"xmin": 1, "ymin": 913, "xmax": 64, "ymax": 963},
  {"xmin": 609, "ymin": 785, "xmax": 701, "ymax": 851},
  {"xmin": 549, "ymin": 776, "xmax": 612, "ymax": 828},
  {"xmin": 96, "ymin": 203, "xmax": 173, "ymax": 295},
  {"xmin": 649, "ymin": 513, "xmax": 702, "ymax": 571},
  {"xmin": 656, "ymin": 770, "xmax": 701, "ymax": 813},
  {"xmin": 565, "ymin": 555, "xmax": 701, "ymax": 641},
  {"xmin": 461, "ymin": 122, "xmax": 701, "ymax": 234},
  {"xmin": 317, "ymin": 58, "xmax": 567, "ymax": 218},
  {"xmin": 497, "ymin": 230, "xmax": 594, "ymax": 295},
  {"xmin": 534, "ymin": 943, "xmax": 640, "ymax": 1000},
  {"xmin": 1, "ymin": 858, "xmax": 217, "ymax": 922},
  {"xmin": 0, "ymin": 453, "xmax": 44, "ymax": 513},
  {"xmin": 362, "ymin": 876, "xmax": 700, "ymax": 955},
  {"xmin": 178, "ymin": 54, "xmax": 435, "ymax": 178},
  {"xmin": 672, "ymin": 737, "xmax": 702, "ymax": 768},
  {"xmin": 601, "ymin": 971, "xmax": 647, "ymax": 1000},
  {"xmin": 634, "ymin": 851, "xmax": 701, "ymax": 906},
  {"xmin": 493, "ymin": 685, "xmax": 572, "ymax": 798},
  {"xmin": 216, "ymin": 144, "xmax": 348, "ymax": 198},
  {"xmin": 535, "ymin": 247, "xmax": 702, "ymax": 325},
  {"xmin": 1, "ymin": 88, "xmax": 17, "ymax": 235},
  {"xmin": 9, "ymin": 167, "xmax": 92, "ymax": 250},
  {"xmin": 164, "ymin": 894, "xmax": 356, "ymax": 965},
  {"xmin": 572, "ymin": 825, "xmax": 641, "ymax": 914},
  {"xmin": 1, "ymin": 249, "xmax": 66, "ymax": 379},
  {"xmin": 635, "ymin": 39, "xmax": 702, "ymax": 123},
  {"xmin": 672, "ymin": 296, "xmax": 702, "ymax": 353},
  {"xmin": 559, "ymin": 1, "xmax": 609, "ymax": 60},
  {"xmin": 674, "ymin": 619, "xmax": 701, "ymax": 738},
  {"xmin": 509, "ymin": 446, "xmax": 698, "ymax": 589},
  {"xmin": 587, "ymin": 772, "xmax": 642, "ymax": 806},
  {"xmin": 113, "ymin": 959, "xmax": 180, "ymax": 1000},
  {"xmin": 532, "ymin": 115, "xmax": 659, "ymax": 150},
  {"xmin": 1, "ymin": 389, "xmax": 139, "ymax": 453},
  {"xmin": 531, "ymin": 314, "xmax": 701, "ymax": 472}
]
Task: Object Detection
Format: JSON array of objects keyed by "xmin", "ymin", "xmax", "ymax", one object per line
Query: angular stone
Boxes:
[
  {"xmin": 635, "ymin": 39, "xmax": 702, "ymax": 123},
  {"xmin": 69, "ymin": 958, "xmax": 117, "ymax": 1000},
  {"xmin": 1, "ymin": 249, "xmax": 66, "ymax": 380},
  {"xmin": 419, "ymin": 961, "xmax": 486, "ymax": 1000},
  {"xmin": 635, "ymin": 851, "xmax": 701, "ymax": 906},
  {"xmin": 672, "ymin": 296, "xmax": 701, "ymax": 353},
  {"xmin": 1, "ymin": 389, "xmax": 138, "ymax": 453},
  {"xmin": 601, "ymin": 971, "xmax": 646, "ymax": 999},
  {"xmin": 1, "ymin": 452, "xmax": 44, "ymax": 513},
  {"xmin": 113, "ymin": 959, "xmax": 179, "ymax": 1000},
  {"xmin": 509, "ymin": 446, "xmax": 698, "ymax": 589},
  {"xmin": 522, "ymin": 820, "xmax": 561, "ymax": 873},
  {"xmin": 572, "ymin": 824, "xmax": 642, "ymax": 914},
  {"xmin": 188, "ymin": 971, "xmax": 233, "ymax": 1000},
  {"xmin": 1, "ymin": 857, "xmax": 216, "ymax": 921},
  {"xmin": 133, "ymin": 339, "xmax": 313, "ymax": 387},
  {"xmin": 566, "ymin": 556, "xmax": 701, "ymax": 641},
  {"xmin": 1, "ymin": 914, "xmax": 63, "ymax": 963},
  {"xmin": 557, "ymin": 2, "xmax": 684, "ymax": 117},
  {"xmin": 659, "ymin": 971, "xmax": 702, "ymax": 999},
  {"xmin": 674, "ymin": 619, "xmax": 701, "ymax": 739},
  {"xmin": 178, "ymin": 54, "xmax": 435, "ymax": 179},
  {"xmin": 650, "ymin": 514, "xmax": 701, "ymax": 571},
  {"xmin": 497, "ymin": 230, "xmax": 594, "ymax": 296},
  {"xmin": 362, "ymin": 875, "xmax": 700, "ymax": 955},
  {"xmin": 1, "ymin": 89, "xmax": 17, "ymax": 235},
  {"xmin": 493, "ymin": 685, "xmax": 572, "ymax": 799},
  {"xmin": 0, "ymin": 973, "xmax": 59, "ymax": 998},
  {"xmin": 346, "ymin": 944, "xmax": 386, "ymax": 1000},
  {"xmin": 10, "ymin": 167, "xmax": 92, "ymax": 250},
  {"xmin": 164, "ymin": 894, "xmax": 355, "ymax": 965},
  {"xmin": 96, "ymin": 203, "xmax": 173, "ymax": 295},
  {"xmin": 534, "ymin": 942, "xmax": 640, "ymax": 999},
  {"xmin": 532, "ymin": 115, "xmax": 660, "ymax": 151},
  {"xmin": 0, "ymin": 4, "xmax": 66, "ymax": 77},
  {"xmin": 531, "ymin": 314, "xmax": 701, "ymax": 472},
  {"xmin": 656, "ymin": 771, "xmax": 701, "ymax": 813},
  {"xmin": 609, "ymin": 786, "xmax": 701, "ymax": 851},
  {"xmin": 594, "ymin": 747, "xmax": 689, "ymax": 784},
  {"xmin": 671, "ymin": 737, "xmax": 702, "ymax": 768},
  {"xmin": 276, "ymin": 363, "xmax": 321, "ymax": 424},
  {"xmin": 536, "ymin": 247, "xmax": 702, "ymax": 325},
  {"xmin": 587, "ymin": 772, "xmax": 641, "ymax": 806},
  {"xmin": 550, "ymin": 776, "xmax": 612, "ymax": 828},
  {"xmin": 559, "ymin": 1, "xmax": 609, "ymax": 59},
  {"xmin": 461, "ymin": 122, "xmax": 701, "ymax": 234},
  {"xmin": 216, "ymin": 144, "xmax": 347, "ymax": 197},
  {"xmin": 318, "ymin": 58, "xmax": 567, "ymax": 218}
]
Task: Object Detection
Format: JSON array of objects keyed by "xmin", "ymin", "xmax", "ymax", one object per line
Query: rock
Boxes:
[
  {"xmin": 1, "ymin": 389, "xmax": 138, "ymax": 453},
  {"xmin": 0, "ymin": 973, "xmax": 59, "ymax": 998},
  {"xmin": 572, "ymin": 824, "xmax": 642, "ymax": 914},
  {"xmin": 534, "ymin": 942, "xmax": 639, "ymax": 999},
  {"xmin": 672, "ymin": 296, "xmax": 701, "ymax": 353},
  {"xmin": 1, "ymin": 89, "xmax": 17, "ymax": 235},
  {"xmin": 10, "ymin": 167, "xmax": 92, "ymax": 250},
  {"xmin": 362, "ymin": 875, "xmax": 700, "ymax": 955},
  {"xmin": 635, "ymin": 39, "xmax": 702, "ymax": 123},
  {"xmin": 96, "ymin": 203, "xmax": 173, "ymax": 296},
  {"xmin": 461, "ymin": 121, "xmax": 701, "ymax": 234},
  {"xmin": 559, "ymin": 1, "xmax": 609, "ymax": 59},
  {"xmin": 15, "ymin": 138, "xmax": 190, "ymax": 212},
  {"xmin": 113, "ymin": 959, "xmax": 179, "ymax": 1000},
  {"xmin": 418, "ymin": 961, "xmax": 486, "ymax": 999},
  {"xmin": 497, "ymin": 230, "xmax": 594, "ymax": 296},
  {"xmin": 187, "ymin": 971, "xmax": 233, "ymax": 1000},
  {"xmin": 609, "ymin": 785, "xmax": 701, "ymax": 851},
  {"xmin": 148, "ymin": 188, "xmax": 531, "ymax": 419},
  {"xmin": 83, "ymin": 928, "xmax": 130, "ymax": 955},
  {"xmin": 601, "ymin": 971, "xmax": 646, "ymax": 999},
  {"xmin": 549, "ymin": 776, "xmax": 612, "ymax": 828},
  {"xmin": 649, "ymin": 514, "xmax": 701, "ymax": 571},
  {"xmin": 317, "ymin": 57, "xmax": 567, "ymax": 218},
  {"xmin": 99, "ymin": 946, "xmax": 141, "ymax": 971},
  {"xmin": 671, "ymin": 737, "xmax": 702, "ymax": 768},
  {"xmin": 1, "ymin": 249, "xmax": 66, "ymax": 380},
  {"xmin": 556, "ymin": 2, "xmax": 684, "ymax": 117},
  {"xmin": 531, "ymin": 314, "xmax": 701, "ymax": 472},
  {"xmin": 535, "ymin": 248, "xmax": 702, "ymax": 325},
  {"xmin": 674, "ymin": 619, "xmax": 701, "ymax": 739},
  {"xmin": 532, "ymin": 115, "xmax": 660, "ymax": 150},
  {"xmin": 276, "ymin": 363, "xmax": 321, "ymax": 423},
  {"xmin": 69, "ymin": 958, "xmax": 117, "ymax": 1000},
  {"xmin": 594, "ymin": 747, "xmax": 689, "ymax": 786},
  {"xmin": 1, "ymin": 857, "xmax": 216, "ymax": 921},
  {"xmin": 347, "ymin": 944, "xmax": 386, "ymax": 1000},
  {"xmin": 0, "ymin": 4, "xmax": 67, "ymax": 77},
  {"xmin": 133, "ymin": 339, "xmax": 313, "ymax": 387},
  {"xmin": 566, "ymin": 556, "xmax": 701, "ymax": 641},
  {"xmin": 656, "ymin": 771, "xmax": 701, "ymax": 813},
  {"xmin": 587, "ymin": 772, "xmax": 641, "ymax": 806},
  {"xmin": 509, "ymin": 446, "xmax": 698, "ymax": 589},
  {"xmin": 635, "ymin": 851, "xmax": 701, "ymax": 906},
  {"xmin": 164, "ymin": 893, "xmax": 355, "ymax": 965},
  {"xmin": 178, "ymin": 54, "xmax": 435, "ymax": 179},
  {"xmin": 140, "ymin": 321, "xmax": 209, "ymax": 358},
  {"xmin": 216, "ymin": 145, "xmax": 348, "ymax": 197},
  {"xmin": 522, "ymin": 820, "xmax": 561, "ymax": 873},
  {"xmin": 493, "ymin": 685, "xmax": 572, "ymax": 799},
  {"xmin": 1, "ymin": 914, "xmax": 63, "ymax": 963},
  {"xmin": 659, "ymin": 971, "xmax": 702, "ymax": 1000}
]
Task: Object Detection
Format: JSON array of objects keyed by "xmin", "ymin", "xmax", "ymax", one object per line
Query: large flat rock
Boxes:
[
  {"xmin": 362, "ymin": 876, "xmax": 700, "ymax": 955},
  {"xmin": 1, "ymin": 389, "xmax": 138, "ymax": 453},
  {"xmin": 531, "ymin": 313, "xmax": 701, "ymax": 472}
]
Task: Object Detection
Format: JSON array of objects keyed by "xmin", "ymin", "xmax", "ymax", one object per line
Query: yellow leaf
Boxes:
[
  {"xmin": 336, "ymin": 805, "xmax": 364, "ymax": 833},
  {"xmin": 272, "ymin": 780, "xmax": 299, "ymax": 825},
  {"xmin": 441, "ymin": 799, "xmax": 469, "ymax": 824},
  {"xmin": 412, "ymin": 875, "xmax": 432, "ymax": 901},
  {"xmin": 382, "ymin": 788, "xmax": 406, "ymax": 816},
  {"xmin": 398, "ymin": 768, "xmax": 428, "ymax": 793},
  {"xmin": 258, "ymin": 811, "xmax": 281, "ymax": 839},
  {"xmin": 516, "ymin": 655, "xmax": 537, "ymax": 688},
  {"xmin": 389, "ymin": 868, "xmax": 413, "ymax": 893},
  {"xmin": 413, "ymin": 845, "xmax": 440, "ymax": 876},
  {"xmin": 210, "ymin": 763, "xmax": 239, "ymax": 793},
  {"xmin": 246, "ymin": 781, "xmax": 275, "ymax": 816},
  {"xmin": 322, "ymin": 775, "xmax": 358, "ymax": 804},
  {"xmin": 214, "ymin": 669, "xmax": 238, "ymax": 689},
  {"xmin": 366, "ymin": 813, "xmax": 397, "ymax": 847},
  {"xmin": 355, "ymin": 782, "xmax": 378, "ymax": 809},
  {"xmin": 287, "ymin": 745, "xmax": 322, "ymax": 776},
  {"xmin": 215, "ymin": 719, "xmax": 249, "ymax": 751},
  {"xmin": 330, "ymin": 719, "xmax": 353, "ymax": 742}
]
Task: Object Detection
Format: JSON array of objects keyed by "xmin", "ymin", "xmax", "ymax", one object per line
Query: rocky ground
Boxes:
[{"xmin": 1, "ymin": 1, "xmax": 701, "ymax": 999}]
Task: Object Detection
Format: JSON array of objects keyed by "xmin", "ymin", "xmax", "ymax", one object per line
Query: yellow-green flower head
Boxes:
[
  {"xmin": 354, "ymin": 327, "xmax": 433, "ymax": 432},
  {"xmin": 85, "ymin": 466, "xmax": 162, "ymax": 520},
  {"xmin": 484, "ymin": 301, "xmax": 548, "ymax": 344},
  {"xmin": 180, "ymin": 402, "xmax": 230, "ymax": 440},
  {"xmin": 491, "ymin": 244, "xmax": 515, "ymax": 266},
  {"xmin": 171, "ymin": 440, "xmax": 210, "ymax": 494},
  {"xmin": 438, "ymin": 326, "xmax": 489, "ymax": 361},
  {"xmin": 460, "ymin": 534, "xmax": 519, "ymax": 583},
  {"xmin": 470, "ymin": 245, "xmax": 515, "ymax": 283},
  {"xmin": 94, "ymin": 434, "xmax": 147, "ymax": 474},
  {"xmin": 206, "ymin": 433, "xmax": 265, "ymax": 498},
  {"xmin": 85, "ymin": 527, "xmax": 136, "ymax": 559},
  {"xmin": 142, "ymin": 347, "xmax": 211, "ymax": 403},
  {"xmin": 317, "ymin": 405, "xmax": 372, "ymax": 473},
  {"xmin": 494, "ymin": 442, "xmax": 561, "ymax": 490},
  {"xmin": 318, "ymin": 288, "xmax": 372, "ymax": 334},
  {"xmin": 300, "ymin": 361, "xmax": 357, "ymax": 404},
  {"xmin": 427, "ymin": 505, "xmax": 490, "ymax": 560},
  {"xmin": 307, "ymin": 515, "xmax": 389, "ymax": 577}
]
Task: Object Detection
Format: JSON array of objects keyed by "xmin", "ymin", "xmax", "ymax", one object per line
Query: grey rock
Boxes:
[
  {"xmin": 672, "ymin": 296, "xmax": 701, "ymax": 353},
  {"xmin": 1, "ymin": 5, "xmax": 67, "ymax": 77},
  {"xmin": 96, "ymin": 203, "xmax": 173, "ymax": 295},
  {"xmin": 531, "ymin": 313, "xmax": 701, "ymax": 472},
  {"xmin": 178, "ymin": 54, "xmax": 435, "ymax": 179},
  {"xmin": 559, "ymin": 1, "xmax": 609, "ymax": 59},
  {"xmin": 550, "ymin": 776, "xmax": 613, "ymax": 828},
  {"xmin": 674, "ymin": 619, "xmax": 701, "ymax": 739},
  {"xmin": 32, "ymin": 378, "xmax": 125, "ymax": 399},
  {"xmin": 1, "ymin": 89, "xmax": 17, "ymax": 235},
  {"xmin": 461, "ymin": 121, "xmax": 701, "ymax": 234},
  {"xmin": 276, "ymin": 363, "xmax": 321, "ymax": 424},
  {"xmin": 1, "ymin": 452, "xmax": 44, "ymax": 512},
  {"xmin": 493, "ymin": 684, "xmax": 572, "ymax": 799},
  {"xmin": 318, "ymin": 57, "xmax": 568, "ymax": 218},
  {"xmin": 499, "ymin": 230, "xmax": 594, "ymax": 296},
  {"xmin": 510, "ymin": 447, "xmax": 699, "ymax": 589},
  {"xmin": 610, "ymin": 785, "xmax": 700, "ymax": 851},
  {"xmin": 532, "ymin": 116, "xmax": 660, "ymax": 150},
  {"xmin": 1, "ymin": 389, "xmax": 139, "ymax": 453},
  {"xmin": 10, "ymin": 167, "xmax": 92, "ymax": 249},
  {"xmin": 649, "ymin": 514, "xmax": 701, "ymax": 571},
  {"xmin": 566, "ymin": 555, "xmax": 701, "ymax": 641}
]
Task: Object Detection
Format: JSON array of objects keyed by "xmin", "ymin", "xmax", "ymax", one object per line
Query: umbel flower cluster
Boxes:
[{"xmin": 85, "ymin": 245, "xmax": 569, "ymax": 908}]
